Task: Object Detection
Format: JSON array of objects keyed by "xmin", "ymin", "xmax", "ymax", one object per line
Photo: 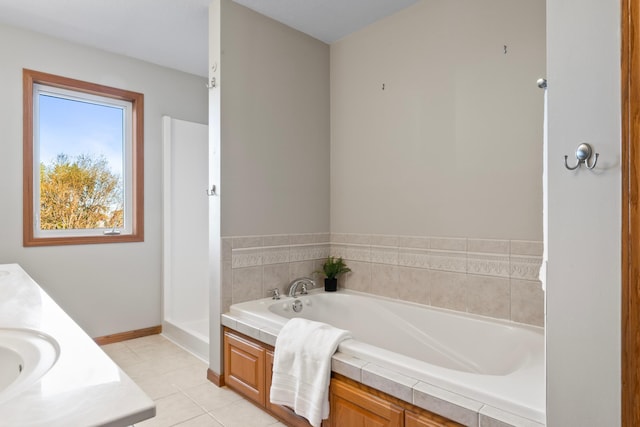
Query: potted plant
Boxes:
[{"xmin": 316, "ymin": 256, "xmax": 351, "ymax": 292}]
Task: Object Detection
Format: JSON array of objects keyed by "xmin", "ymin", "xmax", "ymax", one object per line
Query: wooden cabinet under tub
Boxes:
[
  {"xmin": 223, "ymin": 328, "xmax": 462, "ymax": 427},
  {"xmin": 224, "ymin": 329, "xmax": 316, "ymax": 427}
]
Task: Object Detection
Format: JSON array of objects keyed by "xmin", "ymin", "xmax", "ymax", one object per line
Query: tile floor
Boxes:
[{"xmin": 101, "ymin": 335, "xmax": 285, "ymax": 427}]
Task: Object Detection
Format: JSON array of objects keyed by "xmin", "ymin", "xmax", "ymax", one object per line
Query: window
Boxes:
[{"xmin": 23, "ymin": 69, "xmax": 144, "ymax": 246}]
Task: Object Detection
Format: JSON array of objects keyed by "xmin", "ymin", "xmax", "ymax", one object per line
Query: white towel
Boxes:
[{"xmin": 269, "ymin": 318, "xmax": 351, "ymax": 427}]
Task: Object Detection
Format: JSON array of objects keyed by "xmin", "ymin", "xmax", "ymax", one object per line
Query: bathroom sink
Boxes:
[{"xmin": 0, "ymin": 329, "xmax": 60, "ymax": 405}]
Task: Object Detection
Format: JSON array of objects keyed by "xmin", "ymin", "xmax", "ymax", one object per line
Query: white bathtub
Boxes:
[{"xmin": 228, "ymin": 290, "xmax": 544, "ymax": 424}]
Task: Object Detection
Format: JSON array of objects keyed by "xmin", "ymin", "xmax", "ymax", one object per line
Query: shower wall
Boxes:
[{"xmin": 162, "ymin": 116, "xmax": 209, "ymax": 361}]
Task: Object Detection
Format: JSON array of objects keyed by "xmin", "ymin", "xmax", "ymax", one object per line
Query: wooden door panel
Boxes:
[{"xmin": 223, "ymin": 331, "xmax": 265, "ymax": 405}]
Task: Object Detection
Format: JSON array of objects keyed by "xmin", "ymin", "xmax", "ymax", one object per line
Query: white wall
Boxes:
[
  {"xmin": 546, "ymin": 0, "xmax": 621, "ymax": 424},
  {"xmin": 0, "ymin": 23, "xmax": 208, "ymax": 337},
  {"xmin": 330, "ymin": 0, "xmax": 545, "ymax": 240}
]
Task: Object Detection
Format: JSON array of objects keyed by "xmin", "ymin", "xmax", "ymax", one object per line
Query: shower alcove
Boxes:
[{"xmin": 162, "ymin": 116, "xmax": 209, "ymax": 361}]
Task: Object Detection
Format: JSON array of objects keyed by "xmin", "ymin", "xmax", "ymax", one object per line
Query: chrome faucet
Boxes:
[{"xmin": 288, "ymin": 277, "xmax": 315, "ymax": 297}]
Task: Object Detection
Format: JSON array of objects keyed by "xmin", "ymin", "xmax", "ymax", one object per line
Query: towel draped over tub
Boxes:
[{"xmin": 269, "ymin": 317, "xmax": 351, "ymax": 427}]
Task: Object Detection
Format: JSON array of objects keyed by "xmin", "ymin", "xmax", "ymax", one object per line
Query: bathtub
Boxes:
[{"xmin": 226, "ymin": 290, "xmax": 544, "ymax": 424}]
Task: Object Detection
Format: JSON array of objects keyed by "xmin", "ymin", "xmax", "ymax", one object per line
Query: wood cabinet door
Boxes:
[
  {"xmin": 405, "ymin": 410, "xmax": 463, "ymax": 427},
  {"xmin": 329, "ymin": 378, "xmax": 404, "ymax": 427},
  {"xmin": 223, "ymin": 331, "xmax": 265, "ymax": 406}
]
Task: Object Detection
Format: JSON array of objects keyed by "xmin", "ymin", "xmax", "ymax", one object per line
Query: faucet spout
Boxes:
[{"xmin": 288, "ymin": 277, "xmax": 316, "ymax": 297}]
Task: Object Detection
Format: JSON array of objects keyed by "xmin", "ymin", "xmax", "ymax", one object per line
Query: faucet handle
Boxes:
[
  {"xmin": 300, "ymin": 280, "xmax": 316, "ymax": 295},
  {"xmin": 269, "ymin": 288, "xmax": 281, "ymax": 300}
]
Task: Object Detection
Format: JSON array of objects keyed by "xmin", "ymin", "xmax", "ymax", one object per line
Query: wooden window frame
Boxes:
[
  {"xmin": 621, "ymin": 0, "xmax": 640, "ymax": 424},
  {"xmin": 23, "ymin": 69, "xmax": 144, "ymax": 246}
]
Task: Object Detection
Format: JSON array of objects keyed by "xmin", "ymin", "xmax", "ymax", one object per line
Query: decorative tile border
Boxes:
[
  {"xmin": 370, "ymin": 246, "xmax": 399, "ymax": 265},
  {"xmin": 398, "ymin": 248, "xmax": 430, "ymax": 269},
  {"xmin": 228, "ymin": 234, "xmax": 330, "ymax": 269},
  {"xmin": 231, "ymin": 248, "xmax": 262, "ymax": 269},
  {"xmin": 331, "ymin": 235, "xmax": 542, "ymax": 280},
  {"xmin": 227, "ymin": 233, "xmax": 542, "ymax": 281},
  {"xmin": 262, "ymin": 246, "xmax": 290, "ymax": 265},
  {"xmin": 467, "ymin": 253, "xmax": 510, "ymax": 278},
  {"xmin": 510, "ymin": 255, "xmax": 543, "ymax": 281},
  {"xmin": 429, "ymin": 250, "xmax": 467, "ymax": 273}
]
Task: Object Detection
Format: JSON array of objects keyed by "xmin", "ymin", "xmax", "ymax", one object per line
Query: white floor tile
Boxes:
[
  {"xmin": 103, "ymin": 335, "xmax": 287, "ymax": 427},
  {"xmin": 137, "ymin": 392, "xmax": 205, "ymax": 427}
]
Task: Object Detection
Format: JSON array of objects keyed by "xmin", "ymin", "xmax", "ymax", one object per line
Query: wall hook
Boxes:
[
  {"xmin": 206, "ymin": 77, "xmax": 216, "ymax": 89},
  {"xmin": 206, "ymin": 184, "xmax": 217, "ymax": 196},
  {"xmin": 564, "ymin": 143, "xmax": 599, "ymax": 170}
]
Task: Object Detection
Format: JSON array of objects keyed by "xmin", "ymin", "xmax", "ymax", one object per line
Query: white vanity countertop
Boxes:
[{"xmin": 0, "ymin": 263, "xmax": 155, "ymax": 426}]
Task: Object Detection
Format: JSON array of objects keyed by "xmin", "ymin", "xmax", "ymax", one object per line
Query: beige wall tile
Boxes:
[
  {"xmin": 262, "ymin": 234, "xmax": 289, "ymax": 246},
  {"xmin": 370, "ymin": 264, "xmax": 399, "ymax": 299},
  {"xmin": 232, "ymin": 266, "xmax": 262, "ymax": 304},
  {"xmin": 232, "ymin": 236, "xmax": 263, "ymax": 249},
  {"xmin": 397, "ymin": 267, "xmax": 430, "ymax": 305},
  {"xmin": 467, "ymin": 239, "xmax": 510, "ymax": 254},
  {"xmin": 222, "ymin": 261, "xmax": 232, "ymax": 312},
  {"xmin": 511, "ymin": 279, "xmax": 544, "ymax": 326},
  {"xmin": 221, "ymin": 237, "xmax": 233, "ymax": 262},
  {"xmin": 370, "ymin": 234, "xmax": 400, "ymax": 246},
  {"xmin": 263, "ymin": 263, "xmax": 290, "ymax": 296},
  {"xmin": 262, "ymin": 246, "xmax": 290, "ymax": 265},
  {"xmin": 370, "ymin": 245, "xmax": 399, "ymax": 265},
  {"xmin": 344, "ymin": 261, "xmax": 372, "ymax": 293},
  {"xmin": 467, "ymin": 253, "xmax": 510, "ymax": 278},
  {"xmin": 466, "ymin": 275, "xmax": 510, "ymax": 320},
  {"xmin": 330, "ymin": 233, "xmax": 349, "ymax": 243},
  {"xmin": 289, "ymin": 233, "xmax": 316, "ymax": 245},
  {"xmin": 510, "ymin": 240, "xmax": 543, "ymax": 256},
  {"xmin": 430, "ymin": 237, "xmax": 467, "ymax": 251},
  {"xmin": 288, "ymin": 260, "xmax": 317, "ymax": 282},
  {"xmin": 398, "ymin": 248, "xmax": 429, "ymax": 269},
  {"xmin": 429, "ymin": 271, "xmax": 467, "ymax": 312},
  {"xmin": 231, "ymin": 248, "xmax": 262, "ymax": 268},
  {"xmin": 398, "ymin": 236, "xmax": 430, "ymax": 249},
  {"xmin": 344, "ymin": 233, "xmax": 372, "ymax": 245}
]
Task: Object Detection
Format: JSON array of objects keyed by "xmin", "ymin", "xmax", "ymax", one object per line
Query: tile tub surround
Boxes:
[
  {"xmin": 224, "ymin": 233, "xmax": 543, "ymax": 326},
  {"xmin": 220, "ymin": 313, "xmax": 545, "ymax": 427},
  {"xmin": 0, "ymin": 264, "xmax": 155, "ymax": 426},
  {"xmin": 331, "ymin": 234, "xmax": 544, "ymax": 327},
  {"xmin": 222, "ymin": 233, "xmax": 330, "ymax": 311}
]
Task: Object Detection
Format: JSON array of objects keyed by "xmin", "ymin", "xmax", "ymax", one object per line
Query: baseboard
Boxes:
[
  {"xmin": 94, "ymin": 325, "xmax": 162, "ymax": 345},
  {"xmin": 207, "ymin": 368, "xmax": 225, "ymax": 387}
]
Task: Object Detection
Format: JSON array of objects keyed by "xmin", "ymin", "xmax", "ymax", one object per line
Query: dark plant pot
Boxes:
[{"xmin": 324, "ymin": 278, "xmax": 338, "ymax": 292}]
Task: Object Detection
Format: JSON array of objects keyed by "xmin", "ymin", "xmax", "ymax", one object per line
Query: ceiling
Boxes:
[{"xmin": 0, "ymin": 0, "xmax": 418, "ymax": 77}]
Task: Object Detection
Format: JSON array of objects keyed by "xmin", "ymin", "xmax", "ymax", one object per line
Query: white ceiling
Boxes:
[{"xmin": 0, "ymin": 0, "xmax": 418, "ymax": 77}]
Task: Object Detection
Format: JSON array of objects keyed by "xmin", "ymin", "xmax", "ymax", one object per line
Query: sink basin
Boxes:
[{"xmin": 0, "ymin": 329, "xmax": 60, "ymax": 405}]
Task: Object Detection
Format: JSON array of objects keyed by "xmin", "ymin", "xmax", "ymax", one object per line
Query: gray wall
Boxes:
[
  {"xmin": 546, "ymin": 0, "xmax": 621, "ymax": 424},
  {"xmin": 330, "ymin": 0, "xmax": 545, "ymax": 240},
  {"xmin": 0, "ymin": 23, "xmax": 208, "ymax": 337},
  {"xmin": 208, "ymin": 0, "xmax": 330, "ymax": 374},
  {"xmin": 219, "ymin": 0, "xmax": 330, "ymax": 237}
]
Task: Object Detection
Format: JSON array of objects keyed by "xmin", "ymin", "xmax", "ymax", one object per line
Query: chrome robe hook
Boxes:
[{"xmin": 564, "ymin": 143, "xmax": 599, "ymax": 170}]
